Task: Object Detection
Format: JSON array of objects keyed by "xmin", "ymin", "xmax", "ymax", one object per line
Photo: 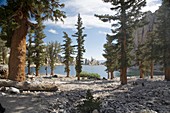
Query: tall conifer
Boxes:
[
  {"xmin": 62, "ymin": 32, "xmax": 74, "ymax": 77},
  {"xmin": 103, "ymin": 34, "xmax": 118, "ymax": 79},
  {"xmin": 95, "ymin": 0, "xmax": 146, "ymax": 84},
  {"xmin": 33, "ymin": 16, "xmax": 46, "ymax": 76},
  {"xmin": 157, "ymin": 0, "xmax": 170, "ymax": 80},
  {"xmin": 73, "ymin": 14, "xmax": 86, "ymax": 80},
  {"xmin": 47, "ymin": 41, "xmax": 61, "ymax": 76},
  {"xmin": 26, "ymin": 28, "xmax": 34, "ymax": 75}
]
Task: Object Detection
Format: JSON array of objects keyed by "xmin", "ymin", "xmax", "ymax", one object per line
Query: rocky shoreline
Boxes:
[{"xmin": 0, "ymin": 76, "xmax": 170, "ymax": 113}]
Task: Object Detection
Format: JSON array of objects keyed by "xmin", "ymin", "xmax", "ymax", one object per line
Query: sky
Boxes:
[
  {"xmin": 0, "ymin": 0, "xmax": 162, "ymax": 60},
  {"xmin": 43, "ymin": 0, "xmax": 161, "ymax": 60}
]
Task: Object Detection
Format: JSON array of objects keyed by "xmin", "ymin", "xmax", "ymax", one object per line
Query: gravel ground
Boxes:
[{"xmin": 0, "ymin": 75, "xmax": 170, "ymax": 113}]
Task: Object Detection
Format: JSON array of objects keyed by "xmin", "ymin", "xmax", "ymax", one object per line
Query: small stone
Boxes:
[
  {"xmin": 59, "ymin": 109, "xmax": 66, "ymax": 113},
  {"xmin": 7, "ymin": 87, "xmax": 20, "ymax": 94},
  {"xmin": 140, "ymin": 109, "xmax": 158, "ymax": 113},
  {"xmin": 0, "ymin": 92, "xmax": 6, "ymax": 96},
  {"xmin": 92, "ymin": 109, "xmax": 99, "ymax": 113},
  {"xmin": 59, "ymin": 104, "xmax": 64, "ymax": 109}
]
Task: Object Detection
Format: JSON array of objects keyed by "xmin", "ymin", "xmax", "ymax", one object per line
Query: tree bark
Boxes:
[
  {"xmin": 165, "ymin": 67, "xmax": 170, "ymax": 81},
  {"xmin": 111, "ymin": 71, "xmax": 114, "ymax": 79},
  {"xmin": 27, "ymin": 63, "xmax": 31, "ymax": 75},
  {"xmin": 51, "ymin": 67, "xmax": 54, "ymax": 76},
  {"xmin": 77, "ymin": 73, "xmax": 80, "ymax": 80},
  {"xmin": 35, "ymin": 65, "xmax": 39, "ymax": 76},
  {"xmin": 121, "ymin": 67, "xmax": 127, "ymax": 85},
  {"xmin": 150, "ymin": 61, "xmax": 154, "ymax": 79},
  {"xmin": 45, "ymin": 67, "xmax": 48, "ymax": 75},
  {"xmin": 66, "ymin": 69, "xmax": 70, "ymax": 77},
  {"xmin": 107, "ymin": 72, "xmax": 110, "ymax": 79},
  {"xmin": 139, "ymin": 62, "xmax": 144, "ymax": 78},
  {"xmin": 0, "ymin": 80, "xmax": 58, "ymax": 92},
  {"xmin": 8, "ymin": 15, "xmax": 28, "ymax": 82}
]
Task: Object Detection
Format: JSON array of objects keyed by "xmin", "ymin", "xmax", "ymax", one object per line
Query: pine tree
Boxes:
[
  {"xmin": 26, "ymin": 28, "xmax": 34, "ymax": 75},
  {"xmin": 72, "ymin": 14, "xmax": 86, "ymax": 80},
  {"xmin": 142, "ymin": 31, "xmax": 160, "ymax": 79},
  {"xmin": 62, "ymin": 32, "xmax": 74, "ymax": 77},
  {"xmin": 103, "ymin": 34, "xmax": 118, "ymax": 79},
  {"xmin": 95, "ymin": 0, "xmax": 146, "ymax": 84},
  {"xmin": 0, "ymin": 0, "xmax": 66, "ymax": 81},
  {"xmin": 32, "ymin": 16, "xmax": 46, "ymax": 76},
  {"xmin": 47, "ymin": 41, "xmax": 61, "ymax": 76},
  {"xmin": 135, "ymin": 42, "xmax": 148, "ymax": 78},
  {"xmin": 157, "ymin": 0, "xmax": 170, "ymax": 80}
]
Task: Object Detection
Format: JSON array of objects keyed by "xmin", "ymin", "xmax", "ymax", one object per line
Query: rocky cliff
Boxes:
[{"xmin": 133, "ymin": 10, "xmax": 159, "ymax": 49}]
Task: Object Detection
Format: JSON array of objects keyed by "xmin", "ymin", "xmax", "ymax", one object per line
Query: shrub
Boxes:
[
  {"xmin": 77, "ymin": 89, "xmax": 100, "ymax": 113},
  {"xmin": 79, "ymin": 71, "xmax": 100, "ymax": 79}
]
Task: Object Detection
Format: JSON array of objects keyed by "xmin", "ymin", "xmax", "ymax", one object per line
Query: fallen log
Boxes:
[{"xmin": 0, "ymin": 79, "xmax": 58, "ymax": 92}]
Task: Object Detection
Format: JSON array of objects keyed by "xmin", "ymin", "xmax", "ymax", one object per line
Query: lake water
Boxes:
[
  {"xmin": 26, "ymin": 65, "xmax": 122, "ymax": 78},
  {"xmin": 26, "ymin": 65, "xmax": 139, "ymax": 78}
]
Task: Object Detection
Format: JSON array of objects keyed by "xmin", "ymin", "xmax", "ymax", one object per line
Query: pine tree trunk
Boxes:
[
  {"xmin": 139, "ymin": 62, "xmax": 144, "ymax": 78},
  {"xmin": 51, "ymin": 68, "xmax": 54, "ymax": 76},
  {"xmin": 8, "ymin": 16, "xmax": 28, "ymax": 82},
  {"xmin": 150, "ymin": 61, "xmax": 154, "ymax": 79},
  {"xmin": 27, "ymin": 63, "xmax": 31, "ymax": 75},
  {"xmin": 35, "ymin": 65, "xmax": 39, "ymax": 76},
  {"xmin": 165, "ymin": 67, "xmax": 170, "ymax": 81},
  {"xmin": 107, "ymin": 72, "xmax": 110, "ymax": 79},
  {"xmin": 77, "ymin": 73, "xmax": 80, "ymax": 80},
  {"xmin": 66, "ymin": 67, "xmax": 70, "ymax": 77},
  {"xmin": 51, "ymin": 67, "xmax": 54, "ymax": 76},
  {"xmin": 66, "ymin": 70, "xmax": 70, "ymax": 77},
  {"xmin": 45, "ymin": 67, "xmax": 48, "ymax": 75},
  {"xmin": 111, "ymin": 71, "xmax": 114, "ymax": 79},
  {"xmin": 121, "ymin": 67, "xmax": 127, "ymax": 85}
]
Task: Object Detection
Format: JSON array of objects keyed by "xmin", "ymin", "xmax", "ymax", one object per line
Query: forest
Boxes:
[{"xmin": 0, "ymin": 0, "xmax": 170, "ymax": 113}]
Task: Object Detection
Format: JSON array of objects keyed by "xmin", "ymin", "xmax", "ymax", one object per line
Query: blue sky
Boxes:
[
  {"xmin": 0, "ymin": 0, "xmax": 161, "ymax": 60},
  {"xmin": 43, "ymin": 0, "xmax": 161, "ymax": 60}
]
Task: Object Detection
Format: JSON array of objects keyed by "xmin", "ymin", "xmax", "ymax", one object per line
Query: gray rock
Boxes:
[
  {"xmin": 58, "ymin": 109, "xmax": 66, "ymax": 113},
  {"xmin": 59, "ymin": 104, "xmax": 64, "ymax": 109},
  {"xmin": 7, "ymin": 87, "xmax": 20, "ymax": 94},
  {"xmin": 0, "ymin": 92, "xmax": 6, "ymax": 96},
  {"xmin": 92, "ymin": 109, "xmax": 99, "ymax": 113},
  {"xmin": 140, "ymin": 109, "xmax": 158, "ymax": 113}
]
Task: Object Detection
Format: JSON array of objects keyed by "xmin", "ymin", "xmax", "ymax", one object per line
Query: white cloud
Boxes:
[
  {"xmin": 48, "ymin": 29, "xmax": 58, "ymax": 34},
  {"xmin": 142, "ymin": 0, "xmax": 161, "ymax": 13},
  {"xmin": 44, "ymin": 0, "xmax": 114, "ymax": 29},
  {"xmin": 44, "ymin": 15, "xmax": 111, "ymax": 29},
  {"xmin": 64, "ymin": 0, "xmax": 113, "ymax": 15},
  {"xmin": 45, "ymin": 0, "xmax": 161, "ymax": 29}
]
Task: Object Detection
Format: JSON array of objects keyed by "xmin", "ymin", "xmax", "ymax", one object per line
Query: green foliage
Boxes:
[
  {"xmin": 79, "ymin": 71, "xmax": 100, "ymax": 79},
  {"xmin": 62, "ymin": 32, "xmax": 74, "ymax": 77},
  {"xmin": 77, "ymin": 89, "xmax": 100, "ymax": 113},
  {"xmin": 26, "ymin": 28, "xmax": 35, "ymax": 74},
  {"xmin": 95, "ymin": 0, "xmax": 146, "ymax": 84},
  {"xmin": 0, "ymin": 0, "xmax": 66, "ymax": 47},
  {"xmin": 46, "ymin": 41, "xmax": 61, "ymax": 75},
  {"xmin": 103, "ymin": 34, "xmax": 119, "ymax": 77},
  {"xmin": 156, "ymin": 0, "xmax": 170, "ymax": 70},
  {"xmin": 32, "ymin": 16, "xmax": 46, "ymax": 75},
  {"xmin": 72, "ymin": 14, "xmax": 86, "ymax": 78}
]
